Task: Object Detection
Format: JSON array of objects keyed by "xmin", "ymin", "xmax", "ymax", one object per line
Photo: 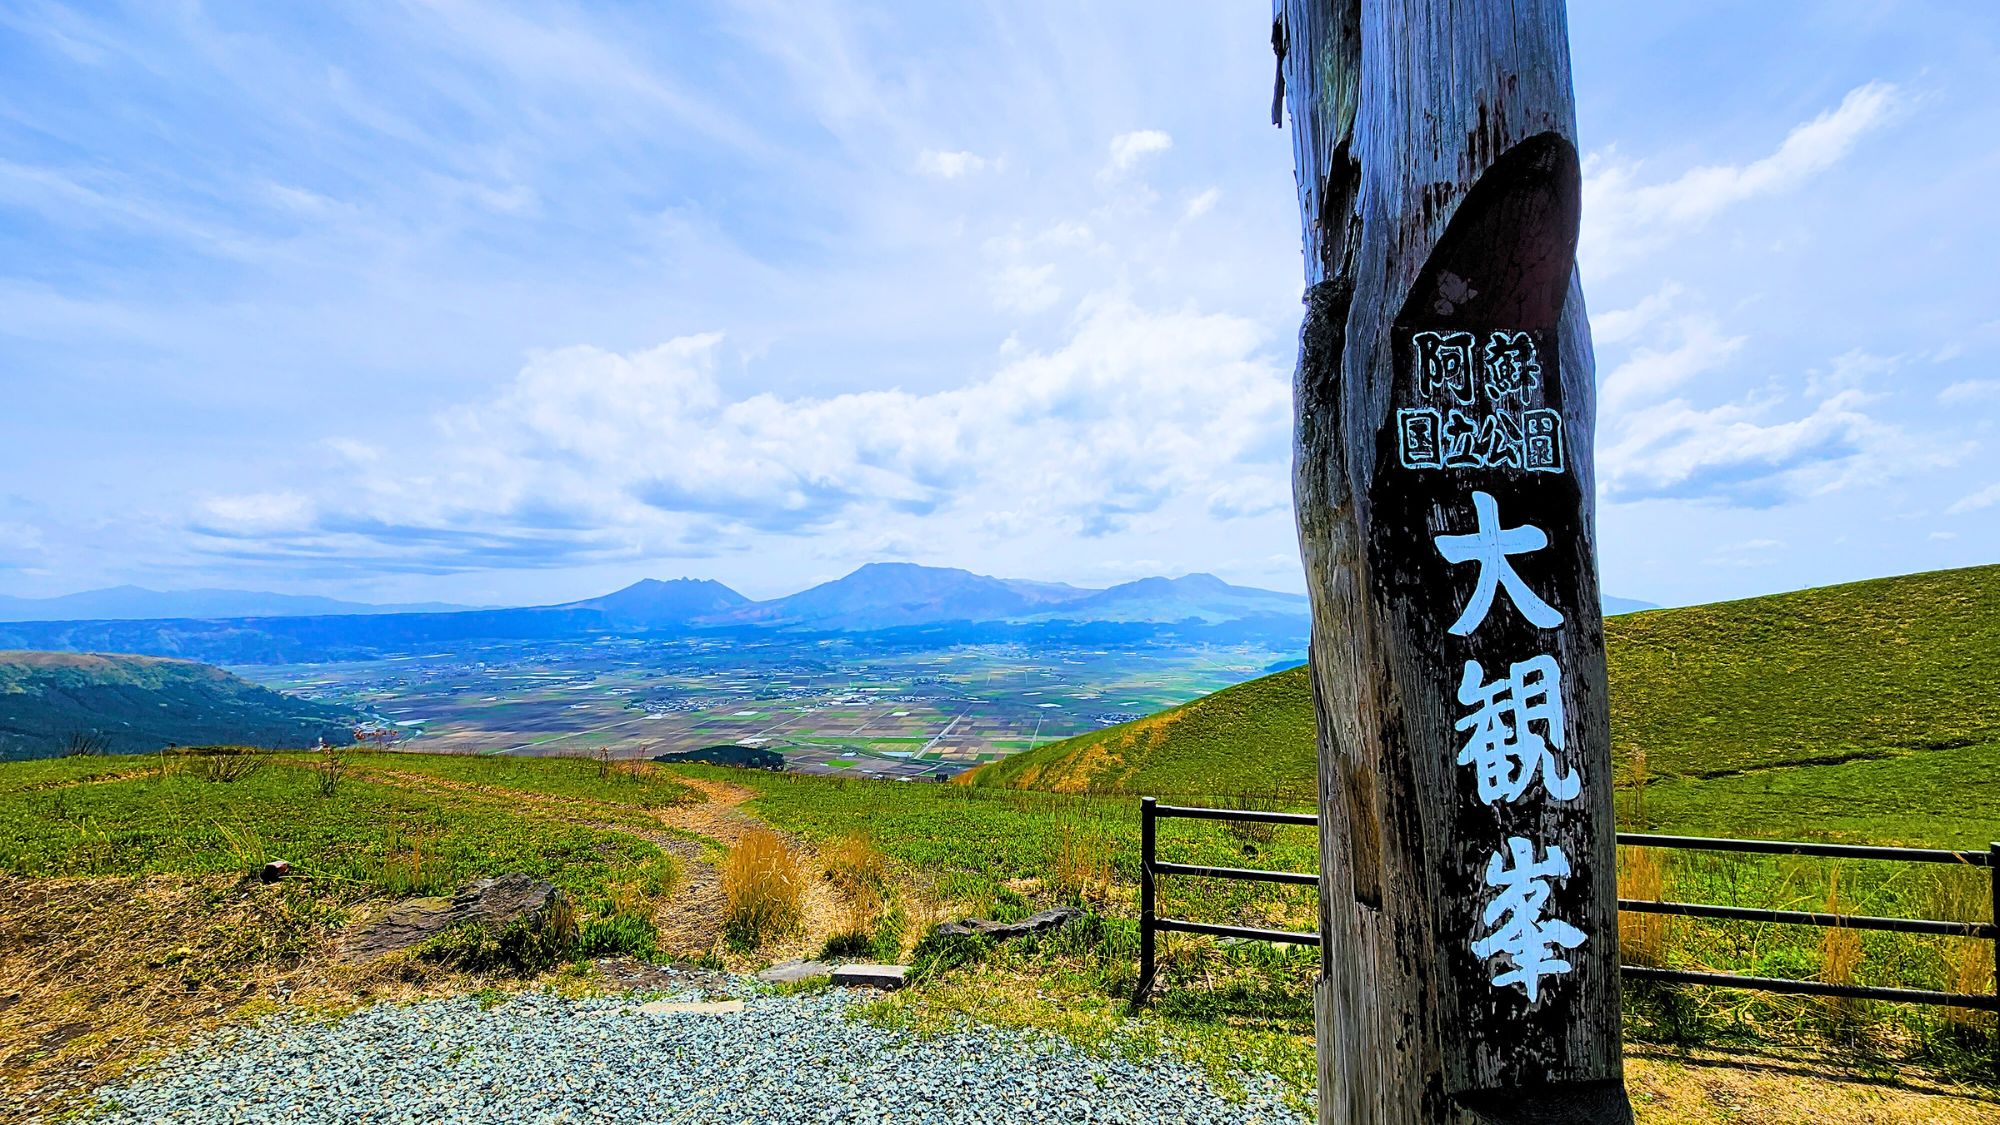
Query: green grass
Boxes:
[
  {"xmin": 970, "ymin": 669, "xmax": 1315, "ymax": 798},
  {"xmin": 976, "ymin": 564, "xmax": 2000, "ymax": 795},
  {"xmin": 0, "ymin": 753, "xmax": 152, "ymax": 794},
  {"xmin": 1639, "ymin": 740, "xmax": 2000, "ymax": 850},
  {"xmin": 0, "ymin": 754, "xmax": 675, "ymax": 903},
  {"xmin": 666, "ymin": 764, "xmax": 1318, "ymax": 972},
  {"xmin": 365, "ymin": 752, "xmax": 697, "ymax": 809}
]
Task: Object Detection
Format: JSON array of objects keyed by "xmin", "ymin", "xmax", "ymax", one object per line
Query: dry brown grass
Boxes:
[
  {"xmin": 1619, "ymin": 845, "xmax": 1670, "ymax": 968},
  {"xmin": 820, "ymin": 832, "xmax": 889, "ymax": 947},
  {"xmin": 1617, "ymin": 748, "xmax": 1651, "ymax": 830},
  {"xmin": 1051, "ymin": 821, "xmax": 1113, "ymax": 905},
  {"xmin": 1626, "ymin": 1043, "xmax": 1999, "ymax": 1124},
  {"xmin": 1816, "ymin": 870, "xmax": 1865, "ymax": 1027},
  {"xmin": 822, "ymin": 832, "xmax": 887, "ymax": 897},
  {"xmin": 1916, "ymin": 869, "xmax": 1998, "ymax": 1039},
  {"xmin": 721, "ymin": 828, "xmax": 806, "ymax": 950},
  {"xmin": 377, "ymin": 826, "xmax": 442, "ymax": 897},
  {"xmin": 0, "ymin": 875, "xmax": 344, "ymax": 1120}
]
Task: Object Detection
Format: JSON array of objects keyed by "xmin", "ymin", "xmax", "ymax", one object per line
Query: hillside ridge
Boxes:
[
  {"xmin": 971, "ymin": 563, "xmax": 2000, "ymax": 795},
  {"xmin": 0, "ymin": 650, "xmax": 362, "ymax": 760}
]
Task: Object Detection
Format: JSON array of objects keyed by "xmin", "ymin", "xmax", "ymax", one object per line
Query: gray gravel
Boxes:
[{"xmin": 89, "ymin": 977, "xmax": 1304, "ymax": 1124}]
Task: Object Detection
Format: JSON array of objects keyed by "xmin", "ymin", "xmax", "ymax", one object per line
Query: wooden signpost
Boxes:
[{"xmin": 1273, "ymin": 2, "xmax": 1633, "ymax": 1121}]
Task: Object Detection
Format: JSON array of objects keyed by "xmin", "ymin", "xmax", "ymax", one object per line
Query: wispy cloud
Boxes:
[
  {"xmin": 1581, "ymin": 82, "xmax": 1903, "ymax": 277},
  {"xmin": 1939, "ymin": 379, "xmax": 2000, "ymax": 404},
  {"xmin": 916, "ymin": 149, "xmax": 992, "ymax": 178},
  {"xmin": 1947, "ymin": 482, "xmax": 2000, "ymax": 515},
  {"xmin": 1104, "ymin": 129, "xmax": 1172, "ymax": 175}
]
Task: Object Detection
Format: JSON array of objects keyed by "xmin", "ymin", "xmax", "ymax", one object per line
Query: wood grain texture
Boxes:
[{"xmin": 1277, "ymin": 2, "xmax": 1631, "ymax": 1121}]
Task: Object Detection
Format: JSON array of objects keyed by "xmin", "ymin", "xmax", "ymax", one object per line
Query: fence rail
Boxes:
[{"xmin": 1134, "ymin": 798, "xmax": 2000, "ymax": 1028}]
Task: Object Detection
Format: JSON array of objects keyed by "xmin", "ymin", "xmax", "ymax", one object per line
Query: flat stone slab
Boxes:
[
  {"xmin": 755, "ymin": 960, "xmax": 834, "ymax": 984},
  {"xmin": 637, "ymin": 1000, "xmax": 744, "ymax": 1016},
  {"xmin": 828, "ymin": 964, "xmax": 907, "ymax": 991}
]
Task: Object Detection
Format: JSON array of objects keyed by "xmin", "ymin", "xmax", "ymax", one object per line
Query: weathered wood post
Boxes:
[{"xmin": 1273, "ymin": 2, "xmax": 1632, "ymax": 1121}]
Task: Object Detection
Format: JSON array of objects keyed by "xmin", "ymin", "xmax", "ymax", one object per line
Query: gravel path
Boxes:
[{"xmin": 88, "ymin": 978, "xmax": 1304, "ymax": 1124}]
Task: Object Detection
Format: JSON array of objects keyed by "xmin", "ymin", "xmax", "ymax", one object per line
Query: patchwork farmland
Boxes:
[{"xmin": 247, "ymin": 632, "xmax": 1302, "ymax": 779}]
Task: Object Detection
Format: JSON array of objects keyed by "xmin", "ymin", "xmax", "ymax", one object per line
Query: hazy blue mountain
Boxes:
[
  {"xmin": 1603, "ymin": 595, "xmax": 1660, "ymax": 616},
  {"xmin": 558, "ymin": 578, "xmax": 749, "ymax": 626},
  {"xmin": 1026, "ymin": 573, "xmax": 1309, "ymax": 624},
  {"xmin": 0, "ymin": 650, "xmax": 362, "ymax": 760},
  {"xmin": 0, "ymin": 582, "xmax": 748, "ymax": 666},
  {"xmin": 0, "ymin": 586, "xmax": 474, "ymax": 623},
  {"xmin": 0, "ymin": 562, "xmax": 1651, "ymax": 663},
  {"xmin": 997, "ymin": 578, "xmax": 1096, "ymax": 605},
  {"xmin": 709, "ymin": 563, "xmax": 1047, "ymax": 629}
]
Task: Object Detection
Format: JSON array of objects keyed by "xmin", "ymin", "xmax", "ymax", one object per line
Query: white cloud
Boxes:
[
  {"xmin": 991, "ymin": 263, "xmax": 1060, "ymax": 314},
  {"xmin": 1600, "ymin": 315, "xmax": 1744, "ymax": 413},
  {"xmin": 1205, "ymin": 475, "xmax": 1288, "ymax": 519},
  {"xmin": 1703, "ymin": 537, "xmax": 1782, "ymax": 568},
  {"xmin": 1589, "ymin": 284, "xmax": 1682, "ymax": 347},
  {"xmin": 1601, "ymin": 389, "xmax": 1888, "ymax": 505},
  {"xmin": 0, "ymin": 521, "xmax": 48, "ymax": 568},
  {"xmin": 199, "ymin": 298, "xmax": 1291, "ymax": 570},
  {"xmin": 1183, "ymin": 188, "xmax": 1221, "ymax": 220},
  {"xmin": 200, "ymin": 492, "xmax": 315, "ymax": 531},
  {"xmin": 1592, "ymin": 288, "xmax": 1953, "ymax": 508},
  {"xmin": 1806, "ymin": 349, "xmax": 1901, "ymax": 397},
  {"xmin": 1582, "ymin": 82, "xmax": 1902, "ymax": 276},
  {"xmin": 1947, "ymin": 481, "xmax": 2000, "ymax": 515},
  {"xmin": 1105, "ymin": 129, "xmax": 1172, "ymax": 175},
  {"xmin": 916, "ymin": 149, "xmax": 990, "ymax": 179},
  {"xmin": 1940, "ymin": 379, "xmax": 2000, "ymax": 404}
]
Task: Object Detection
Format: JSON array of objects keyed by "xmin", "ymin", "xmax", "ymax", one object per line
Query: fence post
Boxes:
[
  {"xmin": 1990, "ymin": 842, "xmax": 1999, "ymax": 1078},
  {"xmin": 1137, "ymin": 797, "xmax": 1157, "ymax": 1004}
]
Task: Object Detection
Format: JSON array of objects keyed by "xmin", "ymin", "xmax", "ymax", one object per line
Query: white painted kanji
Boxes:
[
  {"xmin": 1454, "ymin": 655, "xmax": 1578, "ymax": 804},
  {"xmin": 1433, "ymin": 490, "xmax": 1564, "ymax": 635},
  {"xmin": 1472, "ymin": 837, "xmax": 1587, "ymax": 1002}
]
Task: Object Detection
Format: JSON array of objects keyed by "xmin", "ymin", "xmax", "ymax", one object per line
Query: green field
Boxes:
[
  {"xmin": 0, "ymin": 751, "xmax": 682, "ymax": 899},
  {"xmin": 973, "ymin": 564, "xmax": 2000, "ymax": 806}
]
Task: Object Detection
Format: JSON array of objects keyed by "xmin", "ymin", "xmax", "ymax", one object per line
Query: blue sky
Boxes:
[{"xmin": 0, "ymin": 1, "xmax": 1994, "ymax": 606}]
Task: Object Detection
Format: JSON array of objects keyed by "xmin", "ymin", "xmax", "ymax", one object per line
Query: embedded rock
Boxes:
[
  {"xmin": 931, "ymin": 907, "xmax": 1080, "ymax": 942},
  {"xmin": 344, "ymin": 873, "xmax": 560, "ymax": 961}
]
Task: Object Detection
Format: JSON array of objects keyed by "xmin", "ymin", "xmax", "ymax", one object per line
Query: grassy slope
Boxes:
[
  {"xmin": 0, "ymin": 752, "xmax": 680, "ymax": 897},
  {"xmin": 971, "ymin": 669, "xmax": 1318, "ymax": 798},
  {"xmin": 0, "ymin": 651, "xmax": 361, "ymax": 761},
  {"xmin": 973, "ymin": 564, "xmax": 2000, "ymax": 807}
]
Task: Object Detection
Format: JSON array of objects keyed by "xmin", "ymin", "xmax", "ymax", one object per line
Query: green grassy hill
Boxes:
[
  {"xmin": 971, "ymin": 564, "xmax": 2000, "ymax": 807},
  {"xmin": 0, "ymin": 650, "xmax": 362, "ymax": 760}
]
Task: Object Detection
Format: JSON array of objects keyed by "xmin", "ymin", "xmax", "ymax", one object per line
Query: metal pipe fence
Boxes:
[{"xmin": 1134, "ymin": 798, "xmax": 2000, "ymax": 1036}]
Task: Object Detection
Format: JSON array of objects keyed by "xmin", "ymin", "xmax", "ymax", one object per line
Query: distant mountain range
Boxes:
[
  {"xmin": 0, "ymin": 564, "xmax": 1651, "ymax": 666},
  {"xmin": 693, "ymin": 563, "xmax": 1304, "ymax": 631},
  {"xmin": 0, "ymin": 586, "xmax": 475, "ymax": 623}
]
